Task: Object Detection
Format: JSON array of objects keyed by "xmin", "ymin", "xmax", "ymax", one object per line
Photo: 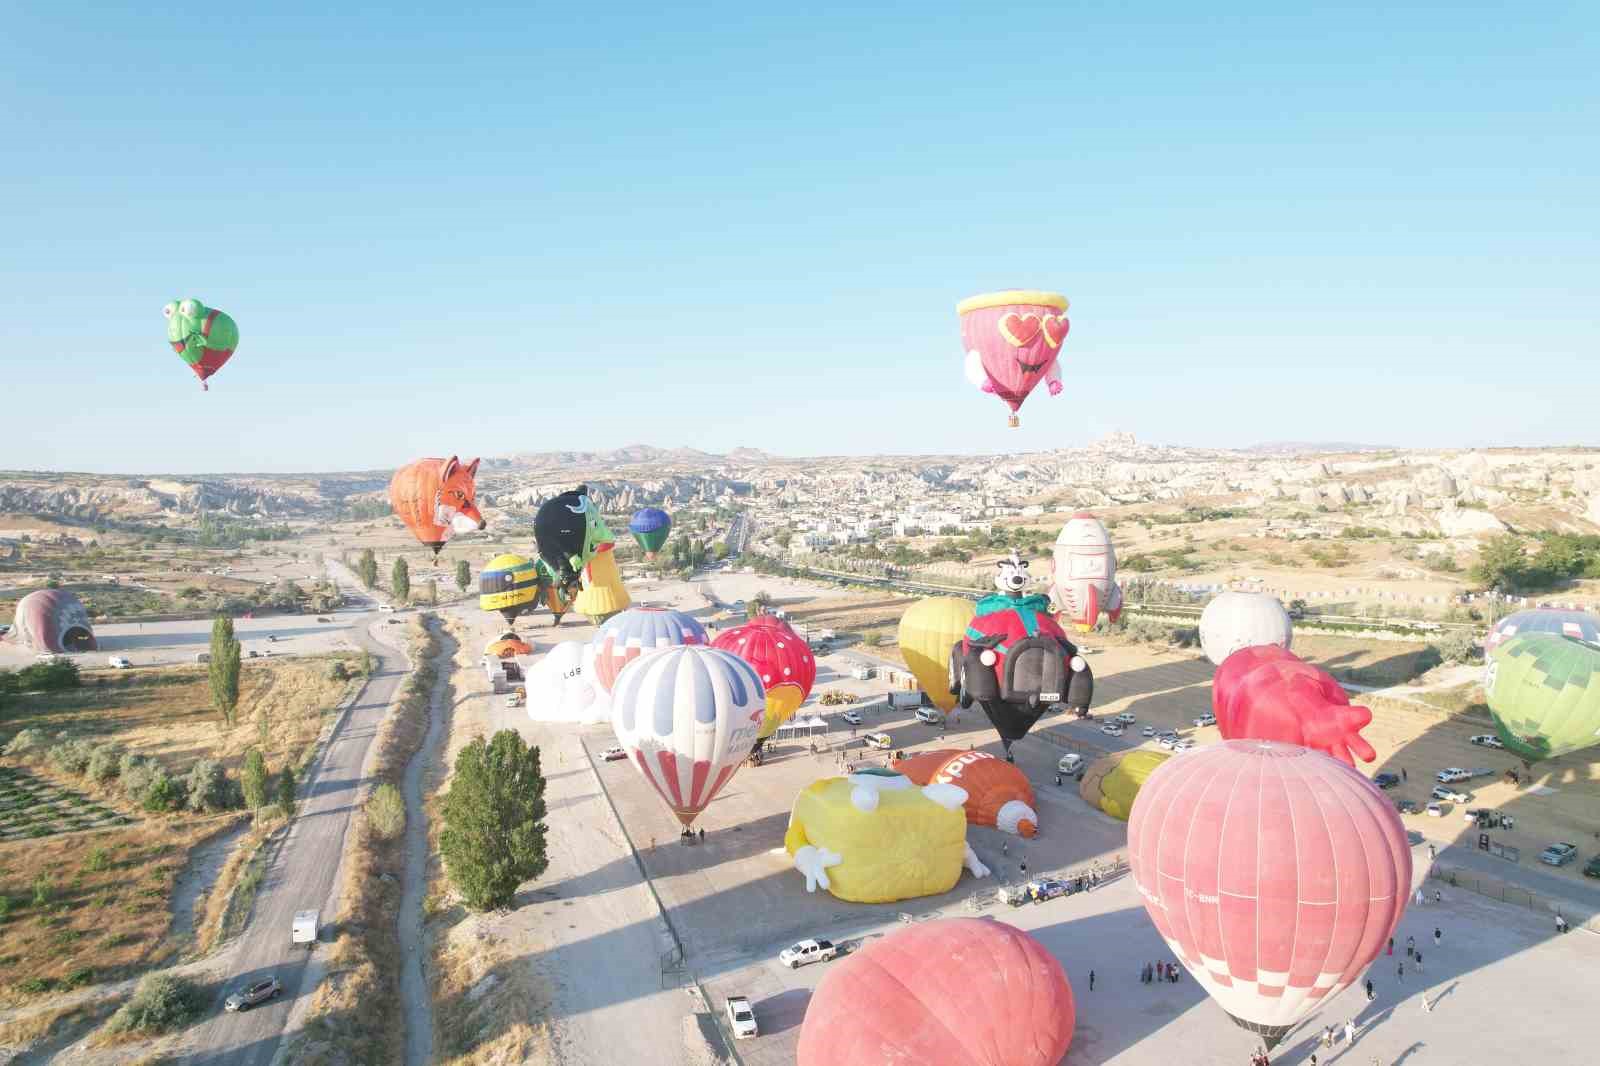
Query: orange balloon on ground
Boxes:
[
  {"xmin": 892, "ymin": 749, "xmax": 1039, "ymax": 837},
  {"xmin": 388, "ymin": 456, "xmax": 486, "ymax": 558},
  {"xmin": 796, "ymin": 917, "xmax": 1074, "ymax": 1066}
]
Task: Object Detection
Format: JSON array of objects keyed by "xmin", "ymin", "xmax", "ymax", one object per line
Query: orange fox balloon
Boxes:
[{"xmin": 388, "ymin": 456, "xmax": 486, "ymax": 558}]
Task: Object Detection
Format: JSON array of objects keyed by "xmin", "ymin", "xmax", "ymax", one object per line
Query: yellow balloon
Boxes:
[
  {"xmin": 1078, "ymin": 749, "xmax": 1171, "ymax": 821},
  {"xmin": 574, "ymin": 549, "xmax": 631, "ymax": 623},
  {"xmin": 897, "ymin": 596, "xmax": 977, "ymax": 713}
]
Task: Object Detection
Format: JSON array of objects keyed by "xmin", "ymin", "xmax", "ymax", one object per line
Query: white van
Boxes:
[
  {"xmin": 108, "ymin": 656, "xmax": 131, "ymax": 669},
  {"xmin": 292, "ymin": 910, "xmax": 319, "ymax": 947},
  {"xmin": 1057, "ymin": 753, "xmax": 1084, "ymax": 774},
  {"xmin": 378, "ymin": 604, "xmax": 395, "ymax": 613},
  {"xmin": 915, "ymin": 707, "xmax": 943, "ymax": 726}
]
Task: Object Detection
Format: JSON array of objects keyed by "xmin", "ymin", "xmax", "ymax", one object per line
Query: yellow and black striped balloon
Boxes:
[{"xmin": 479, "ymin": 553, "xmax": 539, "ymax": 624}]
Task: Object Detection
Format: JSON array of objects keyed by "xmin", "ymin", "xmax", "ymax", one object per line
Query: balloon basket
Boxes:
[{"xmin": 1007, "ymin": 414, "xmax": 1019, "ymax": 428}]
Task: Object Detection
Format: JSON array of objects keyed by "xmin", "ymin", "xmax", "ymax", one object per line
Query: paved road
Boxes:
[{"xmin": 177, "ymin": 574, "xmax": 409, "ymax": 1066}]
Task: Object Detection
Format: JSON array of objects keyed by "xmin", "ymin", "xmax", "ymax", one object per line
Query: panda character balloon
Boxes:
[{"xmin": 949, "ymin": 551, "xmax": 1094, "ymax": 760}]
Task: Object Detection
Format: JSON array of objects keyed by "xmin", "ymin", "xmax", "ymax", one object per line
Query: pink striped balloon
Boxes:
[
  {"xmin": 589, "ymin": 607, "xmax": 707, "ymax": 693},
  {"xmin": 1127, "ymin": 740, "xmax": 1411, "ymax": 1050},
  {"xmin": 609, "ymin": 645, "xmax": 765, "ymax": 827}
]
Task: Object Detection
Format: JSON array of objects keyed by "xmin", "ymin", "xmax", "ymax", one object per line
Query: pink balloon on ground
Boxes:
[{"xmin": 1212, "ymin": 645, "xmax": 1376, "ymax": 765}]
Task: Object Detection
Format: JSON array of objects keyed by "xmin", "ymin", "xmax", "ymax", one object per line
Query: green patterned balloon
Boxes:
[
  {"xmin": 1485, "ymin": 632, "xmax": 1600, "ymax": 762},
  {"xmin": 163, "ymin": 297, "xmax": 238, "ymax": 390}
]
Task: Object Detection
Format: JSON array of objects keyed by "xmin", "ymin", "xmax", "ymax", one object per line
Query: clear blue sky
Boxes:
[{"xmin": 3, "ymin": 2, "xmax": 1596, "ymax": 474}]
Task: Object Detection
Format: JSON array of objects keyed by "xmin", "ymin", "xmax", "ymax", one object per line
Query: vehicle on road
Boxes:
[
  {"xmin": 1436, "ymin": 768, "xmax": 1470, "ymax": 783},
  {"xmin": 266, "ymin": 634, "xmax": 279, "ymax": 643},
  {"xmin": 506, "ymin": 688, "xmax": 525, "ymax": 708},
  {"xmin": 600, "ymin": 746, "xmax": 628, "ymax": 762},
  {"xmin": 1171, "ymin": 738, "xmax": 1195, "ymax": 752},
  {"xmin": 1425, "ymin": 803, "xmax": 1445, "ymax": 818},
  {"xmin": 1395, "ymin": 799, "xmax": 1421, "ymax": 814},
  {"xmin": 864, "ymin": 732, "xmax": 893, "ymax": 750},
  {"xmin": 108, "ymin": 656, "xmax": 131, "ymax": 669},
  {"xmin": 1156, "ymin": 736, "xmax": 1177, "ymax": 750},
  {"xmin": 1057, "ymin": 753, "xmax": 1083, "ymax": 774},
  {"xmin": 1540, "ymin": 842, "xmax": 1578, "ymax": 867},
  {"xmin": 1464, "ymin": 808, "xmax": 1515, "ymax": 830},
  {"xmin": 1374, "ymin": 771, "xmax": 1400, "ymax": 789},
  {"xmin": 34, "ymin": 653, "xmax": 59, "ymax": 663},
  {"xmin": 1027, "ymin": 877, "xmax": 1072, "ymax": 902},
  {"xmin": 379, "ymin": 604, "xmax": 395, "ymax": 613},
  {"xmin": 1431, "ymin": 785, "xmax": 1469, "ymax": 804},
  {"xmin": 316, "ymin": 616, "xmax": 333, "ymax": 623},
  {"xmin": 841, "ymin": 710, "xmax": 863, "ymax": 725},
  {"xmin": 225, "ymin": 976, "xmax": 282, "ymax": 1012},
  {"xmin": 1141, "ymin": 725, "xmax": 1157, "ymax": 737},
  {"xmin": 915, "ymin": 707, "xmax": 944, "ymax": 725},
  {"xmin": 726, "ymin": 996, "xmax": 758, "ymax": 1039},
  {"xmin": 1584, "ymin": 855, "xmax": 1600, "ymax": 879},
  {"xmin": 1193, "ymin": 712, "xmax": 1217, "ymax": 727},
  {"xmin": 778, "ymin": 938, "xmax": 837, "ymax": 968},
  {"xmin": 1469, "ymin": 734, "xmax": 1504, "ymax": 749},
  {"xmin": 1099, "ymin": 724, "xmax": 1124, "ymax": 737},
  {"xmin": 1115, "ymin": 712, "xmax": 1137, "ymax": 725},
  {"xmin": 0, "ymin": 624, "xmax": 8, "ymax": 635},
  {"xmin": 292, "ymin": 910, "xmax": 318, "ymax": 947}
]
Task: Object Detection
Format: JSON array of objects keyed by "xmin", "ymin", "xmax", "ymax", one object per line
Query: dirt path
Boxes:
[
  {"xmin": 167, "ymin": 819, "xmax": 252, "ymax": 949},
  {"xmin": 398, "ymin": 624, "xmax": 454, "ymax": 1066}
]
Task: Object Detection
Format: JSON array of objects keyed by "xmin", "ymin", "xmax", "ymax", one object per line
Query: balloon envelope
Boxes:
[
  {"xmin": 534, "ymin": 485, "xmax": 613, "ymax": 584},
  {"xmin": 479, "ymin": 553, "xmax": 539, "ymax": 625},
  {"xmin": 1199, "ymin": 591, "xmax": 1293, "ymax": 666},
  {"xmin": 897, "ymin": 596, "xmax": 976, "ymax": 713},
  {"xmin": 573, "ymin": 547, "xmax": 630, "ymax": 623},
  {"xmin": 388, "ymin": 457, "xmax": 484, "ymax": 556},
  {"xmin": 893, "ymin": 748, "xmax": 1038, "ymax": 836},
  {"xmin": 712, "ymin": 615, "xmax": 817, "ymax": 738},
  {"xmin": 1485, "ymin": 633, "xmax": 1600, "ymax": 762},
  {"xmin": 163, "ymin": 297, "xmax": 238, "ymax": 387},
  {"xmin": 627, "ymin": 507, "xmax": 672, "ymax": 557},
  {"xmin": 525, "ymin": 641, "xmax": 611, "ymax": 724},
  {"xmin": 485, "ymin": 635, "xmax": 533, "ymax": 660},
  {"xmin": 6, "ymin": 589, "xmax": 96, "ymax": 653},
  {"xmin": 1212, "ymin": 646, "xmax": 1376, "ymax": 766},
  {"xmin": 1051, "ymin": 512, "xmax": 1123, "ymax": 632},
  {"xmin": 958, "ymin": 290, "xmax": 1070, "ymax": 424},
  {"xmin": 1077, "ymin": 749, "xmax": 1170, "ymax": 821},
  {"xmin": 796, "ymin": 917, "xmax": 1074, "ymax": 1066},
  {"xmin": 1128, "ymin": 740, "xmax": 1410, "ymax": 1048},
  {"xmin": 590, "ymin": 606, "xmax": 705, "ymax": 692},
  {"xmin": 610, "ymin": 645, "xmax": 765, "ymax": 826},
  {"xmin": 1485, "ymin": 608, "xmax": 1600, "ymax": 651}
]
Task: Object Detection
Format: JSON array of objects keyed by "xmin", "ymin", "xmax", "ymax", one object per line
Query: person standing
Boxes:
[
  {"xmin": 1397, "ymin": 961, "xmax": 1404, "ymax": 981},
  {"xmin": 1434, "ymin": 927, "xmax": 1441, "ymax": 947},
  {"xmin": 1345, "ymin": 1019, "xmax": 1356, "ymax": 1044},
  {"xmin": 1089, "ymin": 969, "xmax": 1095, "ymax": 991},
  {"xmin": 1406, "ymin": 935, "xmax": 1415, "ymax": 958},
  {"xmin": 1365, "ymin": 978, "xmax": 1375, "ymax": 1001},
  {"xmin": 1415, "ymin": 951, "xmax": 1423, "ymax": 973},
  {"xmin": 1401, "ymin": 767, "xmax": 1407, "ymax": 782},
  {"xmin": 1387, "ymin": 936, "xmax": 1394, "ymax": 956}
]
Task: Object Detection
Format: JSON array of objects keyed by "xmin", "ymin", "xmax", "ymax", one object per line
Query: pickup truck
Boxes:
[
  {"xmin": 726, "ymin": 996, "xmax": 758, "ymax": 1039},
  {"xmin": 778, "ymin": 938, "xmax": 838, "ymax": 968}
]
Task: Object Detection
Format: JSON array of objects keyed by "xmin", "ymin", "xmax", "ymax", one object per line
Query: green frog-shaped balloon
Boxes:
[{"xmin": 163, "ymin": 298, "xmax": 239, "ymax": 390}]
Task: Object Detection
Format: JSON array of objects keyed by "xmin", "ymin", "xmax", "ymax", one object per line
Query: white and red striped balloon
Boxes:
[
  {"xmin": 610, "ymin": 645, "xmax": 766, "ymax": 827},
  {"xmin": 590, "ymin": 607, "xmax": 707, "ymax": 693},
  {"xmin": 1127, "ymin": 740, "xmax": 1410, "ymax": 1049}
]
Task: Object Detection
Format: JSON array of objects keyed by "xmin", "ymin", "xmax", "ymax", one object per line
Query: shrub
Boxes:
[
  {"xmin": 46, "ymin": 738, "xmax": 95, "ymax": 776},
  {"xmin": 32, "ymin": 872, "xmax": 52, "ymax": 907},
  {"xmin": 87, "ymin": 743, "xmax": 123, "ymax": 782},
  {"xmin": 0, "ymin": 896, "xmax": 11, "ymax": 922},
  {"xmin": 141, "ymin": 769, "xmax": 183, "ymax": 812},
  {"xmin": 120, "ymin": 756, "xmax": 157, "ymax": 803},
  {"xmin": 3, "ymin": 728, "xmax": 50, "ymax": 755},
  {"xmin": 184, "ymin": 759, "xmax": 235, "ymax": 813},
  {"xmin": 366, "ymin": 782, "xmax": 405, "ymax": 840},
  {"xmin": 85, "ymin": 846, "xmax": 113, "ymax": 872},
  {"xmin": 241, "ymin": 749, "xmax": 269, "ymax": 811},
  {"xmin": 62, "ymin": 967, "xmax": 92, "ymax": 989},
  {"xmin": 1126, "ymin": 618, "xmax": 1171, "ymax": 644},
  {"xmin": 1431, "ymin": 630, "xmax": 1481, "ymax": 665},
  {"xmin": 328, "ymin": 660, "xmax": 350, "ymax": 681},
  {"xmin": 107, "ymin": 973, "xmax": 205, "ymax": 1035},
  {"xmin": 17, "ymin": 977, "xmax": 52, "ymax": 995}
]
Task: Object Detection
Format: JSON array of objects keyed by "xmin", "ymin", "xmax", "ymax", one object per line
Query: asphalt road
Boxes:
[{"xmin": 178, "ymin": 579, "xmax": 408, "ymax": 1066}]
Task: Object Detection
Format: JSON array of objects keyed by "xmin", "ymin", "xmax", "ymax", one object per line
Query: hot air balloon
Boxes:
[
  {"xmin": 952, "ymin": 554, "xmax": 1094, "ymax": 758},
  {"xmin": 609, "ymin": 645, "xmax": 765, "ymax": 830},
  {"xmin": 1485, "ymin": 633, "xmax": 1600, "ymax": 762},
  {"xmin": 388, "ymin": 457, "xmax": 486, "ymax": 560},
  {"xmin": 163, "ymin": 297, "xmax": 238, "ymax": 390},
  {"xmin": 1050, "ymin": 512, "xmax": 1123, "ymax": 632},
  {"xmin": 796, "ymin": 918, "xmax": 1075, "ymax": 1066},
  {"xmin": 897, "ymin": 596, "xmax": 976, "ymax": 714},
  {"xmin": 573, "ymin": 546, "xmax": 630, "ymax": 624},
  {"xmin": 1077, "ymin": 749, "xmax": 1170, "ymax": 821},
  {"xmin": 536, "ymin": 560, "xmax": 578, "ymax": 626},
  {"xmin": 1485, "ymin": 608, "xmax": 1600, "ymax": 651},
  {"xmin": 712, "ymin": 614, "xmax": 816, "ymax": 739},
  {"xmin": 485, "ymin": 634, "xmax": 533, "ymax": 660},
  {"xmin": 1212, "ymin": 645, "xmax": 1376, "ymax": 766},
  {"xmin": 479, "ymin": 553, "xmax": 539, "ymax": 627},
  {"xmin": 627, "ymin": 507, "xmax": 672, "ymax": 559},
  {"xmin": 1198, "ymin": 591, "xmax": 1293, "ymax": 666},
  {"xmin": 958, "ymin": 290, "xmax": 1070, "ymax": 427},
  {"xmin": 533, "ymin": 485, "xmax": 613, "ymax": 585},
  {"xmin": 1127, "ymin": 740, "xmax": 1411, "ymax": 1050},
  {"xmin": 6, "ymin": 589, "xmax": 96, "ymax": 653},
  {"xmin": 590, "ymin": 607, "xmax": 708, "ymax": 693},
  {"xmin": 893, "ymin": 748, "xmax": 1038, "ymax": 836},
  {"xmin": 524, "ymin": 641, "xmax": 611, "ymax": 724}
]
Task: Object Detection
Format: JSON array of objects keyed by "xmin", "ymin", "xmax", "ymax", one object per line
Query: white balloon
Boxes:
[
  {"xmin": 525, "ymin": 640, "xmax": 611, "ymax": 724},
  {"xmin": 1198, "ymin": 592, "xmax": 1293, "ymax": 666}
]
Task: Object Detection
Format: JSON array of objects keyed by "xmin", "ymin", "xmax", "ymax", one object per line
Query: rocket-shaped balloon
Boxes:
[{"xmin": 1050, "ymin": 512, "xmax": 1122, "ymax": 632}]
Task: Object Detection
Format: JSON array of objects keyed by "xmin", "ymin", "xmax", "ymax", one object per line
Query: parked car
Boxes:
[
  {"xmin": 1464, "ymin": 808, "xmax": 1515, "ymax": 830},
  {"xmin": 1469, "ymin": 734, "xmax": 1504, "ymax": 749},
  {"xmin": 1584, "ymin": 854, "xmax": 1600, "ymax": 880},
  {"xmin": 1027, "ymin": 877, "xmax": 1072, "ymax": 902},
  {"xmin": 225, "ymin": 975, "xmax": 282, "ymax": 1012},
  {"xmin": 1171, "ymin": 739, "xmax": 1195, "ymax": 752},
  {"xmin": 726, "ymin": 996, "xmax": 758, "ymax": 1039},
  {"xmin": 600, "ymin": 746, "xmax": 628, "ymax": 762},
  {"xmin": 1057, "ymin": 753, "xmax": 1084, "ymax": 774},
  {"xmin": 378, "ymin": 604, "xmax": 395, "ymax": 613},
  {"xmin": 1115, "ymin": 712, "xmax": 1137, "ymax": 725},
  {"xmin": 1436, "ymin": 768, "xmax": 1471, "ymax": 783},
  {"xmin": 1395, "ymin": 799, "xmax": 1421, "ymax": 814},
  {"xmin": 864, "ymin": 732, "xmax": 893, "ymax": 750},
  {"xmin": 1374, "ymin": 772, "xmax": 1400, "ymax": 789},
  {"xmin": 266, "ymin": 634, "xmax": 279, "ymax": 643},
  {"xmin": 778, "ymin": 938, "xmax": 837, "ymax": 968},
  {"xmin": 840, "ymin": 710, "xmax": 863, "ymax": 725},
  {"xmin": 1141, "ymin": 725, "xmax": 1157, "ymax": 737},
  {"xmin": 1193, "ymin": 713, "xmax": 1217, "ymax": 727},
  {"xmin": 107, "ymin": 656, "xmax": 131, "ymax": 669},
  {"xmin": 1156, "ymin": 735, "xmax": 1178, "ymax": 750},
  {"xmin": 316, "ymin": 616, "xmax": 333, "ymax": 623},
  {"xmin": 1541, "ymin": 843, "xmax": 1579, "ymax": 867},
  {"xmin": 1431, "ymin": 785, "xmax": 1469, "ymax": 804},
  {"xmin": 1100, "ymin": 724, "xmax": 1124, "ymax": 737},
  {"xmin": 1425, "ymin": 803, "xmax": 1445, "ymax": 818}
]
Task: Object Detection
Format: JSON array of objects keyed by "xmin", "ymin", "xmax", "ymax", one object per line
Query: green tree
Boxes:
[
  {"xmin": 277, "ymin": 765, "xmax": 297, "ymax": 819},
  {"xmin": 392, "ymin": 557, "xmax": 411, "ymax": 604},
  {"xmin": 367, "ymin": 782, "xmax": 405, "ymax": 839},
  {"xmin": 439, "ymin": 730, "xmax": 549, "ymax": 910},
  {"xmin": 241, "ymin": 749, "xmax": 268, "ymax": 811},
  {"xmin": 1472, "ymin": 534, "xmax": 1527, "ymax": 591},
  {"xmin": 208, "ymin": 616, "xmax": 242, "ymax": 728},
  {"xmin": 455, "ymin": 559, "xmax": 471, "ymax": 593},
  {"xmin": 425, "ymin": 577, "xmax": 438, "ymax": 605},
  {"xmin": 357, "ymin": 548, "xmax": 378, "ymax": 589}
]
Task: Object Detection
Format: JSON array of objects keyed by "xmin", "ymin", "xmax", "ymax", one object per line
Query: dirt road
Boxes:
[{"xmin": 174, "ymin": 580, "xmax": 409, "ymax": 1066}]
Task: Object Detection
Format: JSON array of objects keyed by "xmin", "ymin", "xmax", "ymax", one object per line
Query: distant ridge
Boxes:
[{"xmin": 1244, "ymin": 441, "xmax": 1392, "ymax": 455}]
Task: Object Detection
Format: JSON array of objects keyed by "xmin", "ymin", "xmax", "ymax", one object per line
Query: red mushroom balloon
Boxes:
[
  {"xmin": 1212, "ymin": 645, "xmax": 1376, "ymax": 766},
  {"xmin": 797, "ymin": 917, "xmax": 1074, "ymax": 1066},
  {"xmin": 711, "ymin": 614, "xmax": 817, "ymax": 739},
  {"xmin": 1127, "ymin": 740, "xmax": 1411, "ymax": 1050}
]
